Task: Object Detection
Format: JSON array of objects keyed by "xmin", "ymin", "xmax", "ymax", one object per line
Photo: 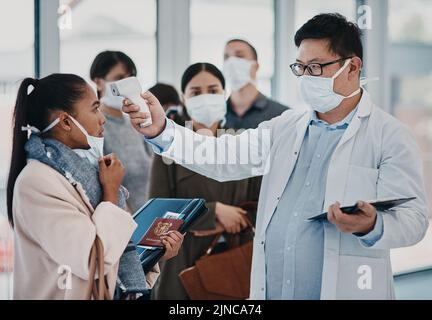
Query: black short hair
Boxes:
[
  {"xmin": 226, "ymin": 38, "xmax": 258, "ymax": 61},
  {"xmin": 90, "ymin": 51, "xmax": 137, "ymax": 80},
  {"xmin": 181, "ymin": 63, "xmax": 225, "ymax": 93},
  {"xmin": 148, "ymin": 83, "xmax": 181, "ymax": 106},
  {"xmin": 90, "ymin": 51, "xmax": 137, "ymax": 97},
  {"xmin": 294, "ymin": 13, "xmax": 363, "ymax": 61}
]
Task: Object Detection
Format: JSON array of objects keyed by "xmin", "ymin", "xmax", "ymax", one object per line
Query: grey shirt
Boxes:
[
  {"xmin": 103, "ymin": 114, "xmax": 153, "ymax": 213},
  {"xmin": 225, "ymin": 92, "xmax": 288, "ymax": 130}
]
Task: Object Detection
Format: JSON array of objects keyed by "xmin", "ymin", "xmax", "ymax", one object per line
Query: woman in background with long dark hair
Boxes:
[{"xmin": 149, "ymin": 63, "xmax": 256, "ymax": 299}]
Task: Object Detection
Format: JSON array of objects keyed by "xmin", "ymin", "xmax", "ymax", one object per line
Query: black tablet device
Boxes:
[{"xmin": 307, "ymin": 196, "xmax": 417, "ymax": 222}]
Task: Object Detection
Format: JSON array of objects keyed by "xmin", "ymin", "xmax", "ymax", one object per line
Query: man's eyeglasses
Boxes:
[{"xmin": 290, "ymin": 57, "xmax": 352, "ymax": 77}]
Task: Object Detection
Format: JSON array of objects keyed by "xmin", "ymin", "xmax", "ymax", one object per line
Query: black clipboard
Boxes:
[
  {"xmin": 131, "ymin": 198, "xmax": 208, "ymax": 273},
  {"xmin": 307, "ymin": 196, "xmax": 417, "ymax": 222}
]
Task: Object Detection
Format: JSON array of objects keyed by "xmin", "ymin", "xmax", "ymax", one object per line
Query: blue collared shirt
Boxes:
[{"xmin": 265, "ymin": 108, "xmax": 383, "ymax": 300}]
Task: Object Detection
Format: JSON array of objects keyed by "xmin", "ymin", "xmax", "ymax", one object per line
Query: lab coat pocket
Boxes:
[
  {"xmin": 336, "ymin": 255, "xmax": 389, "ymax": 300},
  {"xmin": 344, "ymin": 165, "xmax": 379, "ymax": 205}
]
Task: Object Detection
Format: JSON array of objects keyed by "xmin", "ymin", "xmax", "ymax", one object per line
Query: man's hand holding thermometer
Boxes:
[
  {"xmin": 110, "ymin": 76, "xmax": 159, "ymax": 128},
  {"xmin": 109, "ymin": 77, "xmax": 152, "ymax": 127},
  {"xmin": 121, "ymin": 87, "xmax": 167, "ymax": 139}
]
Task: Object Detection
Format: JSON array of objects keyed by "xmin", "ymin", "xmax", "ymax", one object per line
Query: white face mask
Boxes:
[
  {"xmin": 298, "ymin": 59, "xmax": 361, "ymax": 113},
  {"xmin": 39, "ymin": 116, "xmax": 104, "ymax": 167},
  {"xmin": 185, "ymin": 94, "xmax": 227, "ymax": 127},
  {"xmin": 223, "ymin": 56, "xmax": 256, "ymax": 91}
]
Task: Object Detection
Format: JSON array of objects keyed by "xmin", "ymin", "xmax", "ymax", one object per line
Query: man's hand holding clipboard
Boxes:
[{"xmin": 308, "ymin": 197, "xmax": 416, "ymax": 235}]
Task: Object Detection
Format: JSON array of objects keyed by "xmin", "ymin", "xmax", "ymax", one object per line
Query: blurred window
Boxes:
[
  {"xmin": 59, "ymin": 0, "xmax": 157, "ymax": 89},
  {"xmin": 0, "ymin": 0, "xmax": 34, "ymax": 300},
  {"xmin": 190, "ymin": 0, "xmax": 274, "ymax": 96}
]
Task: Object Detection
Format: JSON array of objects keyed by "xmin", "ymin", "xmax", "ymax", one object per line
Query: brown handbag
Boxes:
[{"xmin": 179, "ymin": 217, "xmax": 255, "ymax": 300}]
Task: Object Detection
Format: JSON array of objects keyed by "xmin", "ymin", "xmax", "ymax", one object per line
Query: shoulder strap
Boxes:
[
  {"xmin": 77, "ymin": 185, "xmax": 110, "ymax": 300},
  {"xmin": 86, "ymin": 237, "xmax": 110, "ymax": 300},
  {"xmin": 166, "ymin": 159, "xmax": 177, "ymax": 196}
]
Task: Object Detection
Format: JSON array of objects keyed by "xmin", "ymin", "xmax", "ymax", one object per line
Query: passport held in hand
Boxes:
[
  {"xmin": 139, "ymin": 217, "xmax": 184, "ymax": 247},
  {"xmin": 132, "ymin": 198, "xmax": 208, "ymax": 273}
]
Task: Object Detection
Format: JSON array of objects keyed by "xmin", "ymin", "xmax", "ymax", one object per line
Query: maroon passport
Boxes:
[{"xmin": 139, "ymin": 217, "xmax": 184, "ymax": 247}]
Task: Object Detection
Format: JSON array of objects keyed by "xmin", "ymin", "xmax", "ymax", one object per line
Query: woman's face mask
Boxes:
[
  {"xmin": 184, "ymin": 94, "xmax": 227, "ymax": 128},
  {"xmin": 38, "ymin": 115, "xmax": 104, "ymax": 167}
]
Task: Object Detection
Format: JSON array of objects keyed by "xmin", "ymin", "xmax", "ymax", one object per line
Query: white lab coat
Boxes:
[{"xmin": 157, "ymin": 89, "xmax": 429, "ymax": 299}]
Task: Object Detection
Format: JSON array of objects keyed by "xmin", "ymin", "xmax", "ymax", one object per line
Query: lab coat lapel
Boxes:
[
  {"xmin": 324, "ymin": 116, "xmax": 361, "ymax": 209},
  {"xmin": 260, "ymin": 111, "xmax": 312, "ymax": 237},
  {"xmin": 324, "ymin": 89, "xmax": 372, "ymax": 209},
  {"xmin": 320, "ymin": 91, "xmax": 373, "ymax": 299},
  {"xmin": 336, "ymin": 89, "xmax": 372, "ymax": 150}
]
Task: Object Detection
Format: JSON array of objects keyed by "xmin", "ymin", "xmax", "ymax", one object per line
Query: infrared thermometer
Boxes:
[{"xmin": 109, "ymin": 77, "xmax": 152, "ymax": 128}]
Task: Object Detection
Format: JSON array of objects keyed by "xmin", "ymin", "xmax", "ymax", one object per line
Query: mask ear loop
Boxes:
[
  {"xmin": 332, "ymin": 59, "xmax": 352, "ymax": 79},
  {"xmin": 332, "ymin": 59, "xmax": 364, "ymax": 99},
  {"xmin": 41, "ymin": 118, "xmax": 60, "ymax": 133},
  {"xmin": 68, "ymin": 115, "xmax": 91, "ymax": 137},
  {"xmin": 21, "ymin": 117, "xmax": 62, "ymax": 139}
]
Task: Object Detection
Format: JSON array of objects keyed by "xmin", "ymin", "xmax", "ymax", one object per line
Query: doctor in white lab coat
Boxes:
[{"xmin": 122, "ymin": 14, "xmax": 429, "ymax": 299}]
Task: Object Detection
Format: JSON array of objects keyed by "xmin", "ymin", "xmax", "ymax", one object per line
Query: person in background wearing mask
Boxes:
[
  {"xmin": 90, "ymin": 51, "xmax": 153, "ymax": 213},
  {"xmin": 7, "ymin": 74, "xmax": 183, "ymax": 300},
  {"xmin": 123, "ymin": 13, "xmax": 428, "ymax": 300},
  {"xmin": 148, "ymin": 83, "xmax": 184, "ymax": 121},
  {"xmin": 149, "ymin": 63, "xmax": 256, "ymax": 300},
  {"xmin": 224, "ymin": 39, "xmax": 289, "ymax": 200},
  {"xmin": 223, "ymin": 38, "xmax": 288, "ymax": 130}
]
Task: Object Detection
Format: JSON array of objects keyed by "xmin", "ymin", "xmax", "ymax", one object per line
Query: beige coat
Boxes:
[{"xmin": 12, "ymin": 160, "xmax": 159, "ymax": 300}]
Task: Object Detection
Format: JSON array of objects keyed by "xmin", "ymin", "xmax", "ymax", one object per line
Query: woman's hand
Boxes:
[
  {"xmin": 122, "ymin": 91, "xmax": 167, "ymax": 139},
  {"xmin": 99, "ymin": 153, "xmax": 125, "ymax": 205},
  {"xmin": 215, "ymin": 202, "xmax": 249, "ymax": 234},
  {"xmin": 160, "ymin": 231, "xmax": 184, "ymax": 261}
]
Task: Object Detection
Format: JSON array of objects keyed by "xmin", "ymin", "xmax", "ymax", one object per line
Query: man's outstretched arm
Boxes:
[{"xmin": 122, "ymin": 91, "xmax": 275, "ymax": 182}]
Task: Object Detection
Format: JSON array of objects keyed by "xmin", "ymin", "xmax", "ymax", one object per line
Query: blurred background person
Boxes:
[
  {"xmin": 223, "ymin": 39, "xmax": 290, "ymax": 205},
  {"xmin": 90, "ymin": 51, "xmax": 153, "ymax": 213},
  {"xmin": 148, "ymin": 83, "xmax": 184, "ymax": 121},
  {"xmin": 223, "ymin": 38, "xmax": 288, "ymax": 130},
  {"xmin": 149, "ymin": 62, "xmax": 257, "ymax": 300}
]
